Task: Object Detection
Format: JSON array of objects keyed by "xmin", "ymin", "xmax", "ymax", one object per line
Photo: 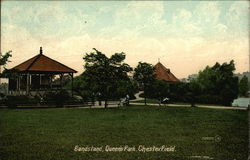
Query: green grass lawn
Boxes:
[{"xmin": 0, "ymin": 106, "xmax": 248, "ymax": 160}]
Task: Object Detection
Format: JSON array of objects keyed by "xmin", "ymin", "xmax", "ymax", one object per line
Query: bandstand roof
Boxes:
[{"xmin": 11, "ymin": 47, "xmax": 77, "ymax": 74}]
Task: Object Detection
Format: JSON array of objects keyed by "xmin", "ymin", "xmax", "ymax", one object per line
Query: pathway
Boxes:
[
  {"xmin": 131, "ymin": 91, "xmax": 144, "ymax": 101},
  {"xmin": 130, "ymin": 102, "xmax": 247, "ymax": 110}
]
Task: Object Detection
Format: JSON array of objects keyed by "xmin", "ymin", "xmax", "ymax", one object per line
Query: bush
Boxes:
[
  {"xmin": 129, "ymin": 94, "xmax": 136, "ymax": 100},
  {"xmin": 5, "ymin": 96, "xmax": 17, "ymax": 108},
  {"xmin": 196, "ymin": 95, "xmax": 223, "ymax": 105},
  {"xmin": 5, "ymin": 95, "xmax": 36, "ymax": 108},
  {"xmin": 139, "ymin": 92, "xmax": 144, "ymax": 98},
  {"xmin": 43, "ymin": 90, "xmax": 70, "ymax": 107},
  {"xmin": 0, "ymin": 93, "xmax": 6, "ymax": 106},
  {"xmin": 0, "ymin": 92, "xmax": 5, "ymax": 98}
]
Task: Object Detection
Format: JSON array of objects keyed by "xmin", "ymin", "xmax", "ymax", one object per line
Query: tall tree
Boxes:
[
  {"xmin": 186, "ymin": 80, "xmax": 201, "ymax": 107},
  {"xmin": 116, "ymin": 80, "xmax": 138, "ymax": 99},
  {"xmin": 239, "ymin": 75, "xmax": 249, "ymax": 97},
  {"xmin": 83, "ymin": 48, "xmax": 132, "ymax": 108},
  {"xmin": 147, "ymin": 80, "xmax": 170, "ymax": 105},
  {"xmin": 133, "ymin": 62, "xmax": 155, "ymax": 105},
  {"xmin": 196, "ymin": 60, "xmax": 238, "ymax": 106}
]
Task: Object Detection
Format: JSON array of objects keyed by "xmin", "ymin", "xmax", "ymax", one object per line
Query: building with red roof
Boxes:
[
  {"xmin": 8, "ymin": 47, "xmax": 77, "ymax": 96},
  {"xmin": 154, "ymin": 62, "xmax": 179, "ymax": 82}
]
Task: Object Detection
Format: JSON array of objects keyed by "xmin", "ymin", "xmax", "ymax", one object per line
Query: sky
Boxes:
[{"xmin": 1, "ymin": 1, "xmax": 249, "ymax": 79}]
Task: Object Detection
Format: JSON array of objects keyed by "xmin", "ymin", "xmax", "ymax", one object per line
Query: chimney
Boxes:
[{"xmin": 40, "ymin": 47, "xmax": 43, "ymax": 54}]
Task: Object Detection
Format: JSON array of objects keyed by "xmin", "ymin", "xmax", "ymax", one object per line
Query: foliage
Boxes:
[
  {"xmin": 1, "ymin": 68, "xmax": 19, "ymax": 78},
  {"xmin": 83, "ymin": 48, "xmax": 133, "ymax": 108},
  {"xmin": 43, "ymin": 89, "xmax": 70, "ymax": 107},
  {"xmin": 116, "ymin": 80, "xmax": 138, "ymax": 100},
  {"xmin": 65, "ymin": 74, "xmax": 138, "ymax": 102},
  {"xmin": 138, "ymin": 92, "xmax": 144, "ymax": 98},
  {"xmin": 147, "ymin": 80, "xmax": 170, "ymax": 104},
  {"xmin": 196, "ymin": 60, "xmax": 238, "ymax": 106},
  {"xmin": 186, "ymin": 80, "xmax": 202, "ymax": 107},
  {"xmin": 0, "ymin": 92, "xmax": 5, "ymax": 98},
  {"xmin": 5, "ymin": 95, "xmax": 38, "ymax": 108},
  {"xmin": 133, "ymin": 62, "xmax": 155, "ymax": 87},
  {"xmin": 168, "ymin": 82, "xmax": 189, "ymax": 103},
  {"xmin": 0, "ymin": 51, "xmax": 12, "ymax": 78},
  {"xmin": 152, "ymin": 60, "xmax": 238, "ymax": 106},
  {"xmin": 196, "ymin": 94, "xmax": 223, "ymax": 105},
  {"xmin": 52, "ymin": 75, "xmax": 71, "ymax": 87},
  {"xmin": 0, "ymin": 51, "xmax": 12, "ymax": 66},
  {"xmin": 145, "ymin": 80, "xmax": 201, "ymax": 106},
  {"xmin": 5, "ymin": 96, "xmax": 24, "ymax": 108},
  {"xmin": 238, "ymin": 75, "xmax": 249, "ymax": 97},
  {"xmin": 65, "ymin": 74, "xmax": 94, "ymax": 101},
  {"xmin": 133, "ymin": 62, "xmax": 155, "ymax": 105}
]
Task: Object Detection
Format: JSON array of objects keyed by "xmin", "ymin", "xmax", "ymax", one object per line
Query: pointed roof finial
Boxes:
[
  {"xmin": 40, "ymin": 47, "xmax": 43, "ymax": 54},
  {"xmin": 158, "ymin": 58, "xmax": 160, "ymax": 63}
]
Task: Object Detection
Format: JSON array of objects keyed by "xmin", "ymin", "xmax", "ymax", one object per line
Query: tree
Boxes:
[
  {"xmin": 133, "ymin": 62, "xmax": 155, "ymax": 105},
  {"xmin": 83, "ymin": 48, "xmax": 132, "ymax": 108},
  {"xmin": 196, "ymin": 60, "xmax": 238, "ymax": 106},
  {"xmin": 64, "ymin": 74, "xmax": 93, "ymax": 100},
  {"xmin": 116, "ymin": 80, "xmax": 138, "ymax": 99},
  {"xmin": 168, "ymin": 82, "xmax": 188, "ymax": 103},
  {"xmin": 0, "ymin": 51, "xmax": 12, "ymax": 76},
  {"xmin": 147, "ymin": 80, "xmax": 170, "ymax": 106},
  {"xmin": 0, "ymin": 51, "xmax": 12, "ymax": 66},
  {"xmin": 239, "ymin": 75, "xmax": 249, "ymax": 97},
  {"xmin": 186, "ymin": 80, "xmax": 201, "ymax": 107},
  {"xmin": 0, "ymin": 51, "xmax": 12, "ymax": 84}
]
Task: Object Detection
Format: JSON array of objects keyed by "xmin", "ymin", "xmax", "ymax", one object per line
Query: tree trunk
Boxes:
[
  {"xmin": 92, "ymin": 97, "xmax": 95, "ymax": 106},
  {"xmin": 144, "ymin": 96, "xmax": 147, "ymax": 105},
  {"xmin": 191, "ymin": 96, "xmax": 196, "ymax": 107},
  {"xmin": 105, "ymin": 100, "xmax": 108, "ymax": 108},
  {"xmin": 191, "ymin": 102, "xmax": 196, "ymax": 107}
]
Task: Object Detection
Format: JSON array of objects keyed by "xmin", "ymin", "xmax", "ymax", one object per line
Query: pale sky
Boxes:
[{"xmin": 1, "ymin": 1, "xmax": 249, "ymax": 79}]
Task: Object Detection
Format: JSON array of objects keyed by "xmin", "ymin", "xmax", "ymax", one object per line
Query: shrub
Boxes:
[
  {"xmin": 0, "ymin": 93, "xmax": 6, "ymax": 106},
  {"xmin": 43, "ymin": 90, "xmax": 70, "ymax": 107},
  {"xmin": 5, "ymin": 96, "xmax": 16, "ymax": 108},
  {"xmin": 196, "ymin": 95, "xmax": 223, "ymax": 105},
  {"xmin": 5, "ymin": 95, "xmax": 32, "ymax": 108},
  {"xmin": 129, "ymin": 94, "xmax": 136, "ymax": 100},
  {"xmin": 0, "ymin": 92, "xmax": 5, "ymax": 98},
  {"xmin": 139, "ymin": 92, "xmax": 144, "ymax": 98}
]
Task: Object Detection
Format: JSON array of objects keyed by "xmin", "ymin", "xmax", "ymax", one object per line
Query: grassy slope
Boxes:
[{"xmin": 0, "ymin": 106, "xmax": 248, "ymax": 160}]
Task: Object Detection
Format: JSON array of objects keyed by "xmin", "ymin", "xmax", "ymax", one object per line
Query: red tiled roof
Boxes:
[
  {"xmin": 154, "ymin": 62, "xmax": 179, "ymax": 82},
  {"xmin": 11, "ymin": 47, "xmax": 77, "ymax": 73}
]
